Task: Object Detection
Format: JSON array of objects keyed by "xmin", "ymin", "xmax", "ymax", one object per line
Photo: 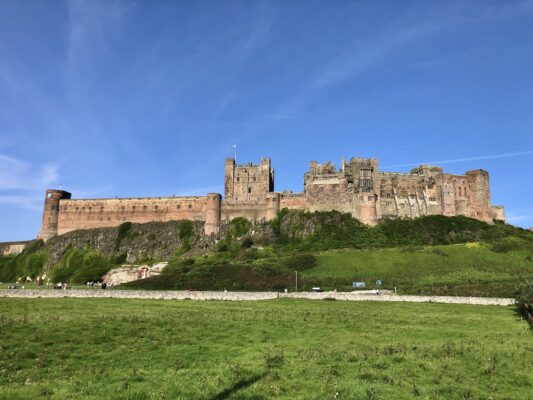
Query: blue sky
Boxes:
[{"xmin": 1, "ymin": 0, "xmax": 533, "ymax": 241}]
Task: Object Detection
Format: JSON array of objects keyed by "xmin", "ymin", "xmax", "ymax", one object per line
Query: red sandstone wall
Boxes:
[
  {"xmin": 221, "ymin": 200, "xmax": 270, "ymax": 222},
  {"xmin": 57, "ymin": 196, "xmax": 208, "ymax": 235},
  {"xmin": 279, "ymin": 194, "xmax": 307, "ymax": 210}
]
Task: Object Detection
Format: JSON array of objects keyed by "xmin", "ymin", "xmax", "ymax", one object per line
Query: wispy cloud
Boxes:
[
  {"xmin": 0, "ymin": 154, "xmax": 60, "ymax": 211},
  {"xmin": 263, "ymin": 1, "xmax": 533, "ymax": 124},
  {"xmin": 0, "ymin": 194, "xmax": 44, "ymax": 211},
  {"xmin": 382, "ymin": 150, "xmax": 533, "ymax": 169},
  {"xmin": 243, "ymin": 4, "xmax": 272, "ymax": 52},
  {"xmin": 314, "ymin": 1, "xmax": 533, "ymax": 89},
  {"xmin": 66, "ymin": 0, "xmax": 132, "ymax": 71},
  {"xmin": 0, "ymin": 154, "xmax": 59, "ymax": 191}
]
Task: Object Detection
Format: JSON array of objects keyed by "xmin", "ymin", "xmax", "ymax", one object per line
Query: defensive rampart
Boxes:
[{"xmin": 37, "ymin": 156, "xmax": 505, "ymax": 241}]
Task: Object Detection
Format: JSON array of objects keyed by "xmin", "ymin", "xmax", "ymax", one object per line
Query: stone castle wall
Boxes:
[
  {"xmin": 55, "ymin": 196, "xmax": 209, "ymax": 236},
  {"xmin": 38, "ymin": 156, "xmax": 504, "ymax": 241}
]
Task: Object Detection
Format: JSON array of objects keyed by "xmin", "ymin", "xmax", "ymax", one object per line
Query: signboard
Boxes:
[
  {"xmin": 352, "ymin": 282, "xmax": 366, "ymax": 288},
  {"xmin": 375, "ymin": 279, "xmax": 383, "ymax": 286}
]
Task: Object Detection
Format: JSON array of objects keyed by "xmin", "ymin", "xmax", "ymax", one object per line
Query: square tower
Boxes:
[{"xmin": 224, "ymin": 158, "xmax": 274, "ymax": 201}]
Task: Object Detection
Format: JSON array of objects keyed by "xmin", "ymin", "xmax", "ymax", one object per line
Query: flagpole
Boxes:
[{"xmin": 233, "ymin": 144, "xmax": 237, "ymax": 163}]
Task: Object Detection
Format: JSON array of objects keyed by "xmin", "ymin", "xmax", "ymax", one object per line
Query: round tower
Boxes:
[
  {"xmin": 204, "ymin": 193, "xmax": 222, "ymax": 235},
  {"xmin": 265, "ymin": 192, "xmax": 280, "ymax": 221},
  {"xmin": 38, "ymin": 189, "xmax": 71, "ymax": 241}
]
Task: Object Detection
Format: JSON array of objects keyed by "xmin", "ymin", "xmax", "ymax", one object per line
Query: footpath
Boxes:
[{"xmin": 0, "ymin": 289, "xmax": 515, "ymax": 306}]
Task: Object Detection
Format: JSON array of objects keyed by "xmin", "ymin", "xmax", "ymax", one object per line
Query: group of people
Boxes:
[
  {"xmin": 54, "ymin": 282, "xmax": 67, "ymax": 290},
  {"xmin": 86, "ymin": 281, "xmax": 107, "ymax": 289}
]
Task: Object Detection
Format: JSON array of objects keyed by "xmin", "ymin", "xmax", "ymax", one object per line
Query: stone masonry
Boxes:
[{"xmin": 38, "ymin": 156, "xmax": 505, "ymax": 241}]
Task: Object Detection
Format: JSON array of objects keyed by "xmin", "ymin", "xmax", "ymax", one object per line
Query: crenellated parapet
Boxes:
[{"xmin": 37, "ymin": 156, "xmax": 504, "ymax": 241}]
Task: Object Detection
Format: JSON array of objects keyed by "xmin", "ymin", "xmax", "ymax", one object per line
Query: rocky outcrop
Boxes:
[
  {"xmin": 44, "ymin": 221, "xmax": 210, "ymax": 266},
  {"xmin": 103, "ymin": 262, "xmax": 167, "ymax": 286},
  {"xmin": 42, "ymin": 219, "xmax": 277, "ymax": 269}
]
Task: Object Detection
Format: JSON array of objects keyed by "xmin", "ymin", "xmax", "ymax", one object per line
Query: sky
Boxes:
[{"xmin": 1, "ymin": 0, "xmax": 533, "ymax": 241}]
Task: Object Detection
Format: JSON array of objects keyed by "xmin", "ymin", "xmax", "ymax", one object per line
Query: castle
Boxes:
[{"xmin": 38, "ymin": 157, "xmax": 505, "ymax": 241}]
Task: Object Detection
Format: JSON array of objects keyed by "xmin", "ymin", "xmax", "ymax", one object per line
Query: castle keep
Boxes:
[{"xmin": 38, "ymin": 157, "xmax": 505, "ymax": 241}]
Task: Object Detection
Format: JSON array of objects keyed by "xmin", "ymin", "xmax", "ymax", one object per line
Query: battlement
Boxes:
[{"xmin": 37, "ymin": 155, "xmax": 503, "ymax": 241}]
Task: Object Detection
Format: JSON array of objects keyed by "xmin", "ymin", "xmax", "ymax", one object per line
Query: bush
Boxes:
[
  {"xmin": 270, "ymin": 208, "xmax": 290, "ymax": 236},
  {"xmin": 516, "ymin": 280, "xmax": 533, "ymax": 307},
  {"xmin": 230, "ymin": 217, "xmax": 251, "ymax": 238},
  {"xmin": 490, "ymin": 237, "xmax": 529, "ymax": 253},
  {"xmin": 50, "ymin": 248, "xmax": 113, "ymax": 284},
  {"xmin": 0, "ymin": 249, "xmax": 48, "ymax": 282},
  {"xmin": 178, "ymin": 220, "xmax": 194, "ymax": 240},
  {"xmin": 114, "ymin": 222, "xmax": 132, "ymax": 250},
  {"xmin": 284, "ymin": 253, "xmax": 317, "ymax": 271},
  {"xmin": 241, "ymin": 237, "xmax": 254, "ymax": 248}
]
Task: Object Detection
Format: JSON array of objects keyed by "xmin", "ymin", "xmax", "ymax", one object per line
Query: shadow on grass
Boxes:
[{"xmin": 210, "ymin": 372, "xmax": 267, "ymax": 400}]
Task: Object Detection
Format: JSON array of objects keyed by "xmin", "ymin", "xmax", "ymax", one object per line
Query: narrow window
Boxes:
[
  {"xmin": 188, "ymin": 204, "xmax": 192, "ymax": 209},
  {"xmin": 177, "ymin": 205, "xmax": 181, "ymax": 209},
  {"xmin": 248, "ymin": 187, "xmax": 252, "ymax": 194},
  {"xmin": 459, "ymin": 187, "xmax": 462, "ymax": 196}
]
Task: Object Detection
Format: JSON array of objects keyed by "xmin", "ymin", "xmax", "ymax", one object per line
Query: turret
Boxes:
[
  {"xmin": 265, "ymin": 192, "xmax": 280, "ymax": 221},
  {"xmin": 205, "ymin": 193, "xmax": 222, "ymax": 235},
  {"xmin": 38, "ymin": 189, "xmax": 71, "ymax": 241},
  {"xmin": 466, "ymin": 169, "xmax": 492, "ymax": 223}
]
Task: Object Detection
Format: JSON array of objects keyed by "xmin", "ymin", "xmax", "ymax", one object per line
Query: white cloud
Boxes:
[
  {"xmin": 0, "ymin": 154, "xmax": 59, "ymax": 191},
  {"xmin": 0, "ymin": 194, "xmax": 43, "ymax": 211},
  {"xmin": 382, "ymin": 150, "xmax": 533, "ymax": 169}
]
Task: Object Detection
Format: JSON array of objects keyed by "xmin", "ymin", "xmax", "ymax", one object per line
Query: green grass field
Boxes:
[{"xmin": 0, "ymin": 298, "xmax": 531, "ymax": 399}]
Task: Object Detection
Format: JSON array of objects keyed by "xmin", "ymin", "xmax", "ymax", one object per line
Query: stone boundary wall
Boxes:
[
  {"xmin": 0, "ymin": 241, "xmax": 30, "ymax": 256},
  {"xmin": 0, "ymin": 289, "xmax": 514, "ymax": 306}
]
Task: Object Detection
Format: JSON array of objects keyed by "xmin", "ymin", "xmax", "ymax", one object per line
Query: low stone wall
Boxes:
[
  {"xmin": 0, "ymin": 289, "xmax": 279, "ymax": 301},
  {"xmin": 284, "ymin": 292, "xmax": 515, "ymax": 306},
  {"xmin": 0, "ymin": 289, "xmax": 515, "ymax": 306}
]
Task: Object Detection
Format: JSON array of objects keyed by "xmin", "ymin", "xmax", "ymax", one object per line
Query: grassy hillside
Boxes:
[
  {"xmin": 0, "ymin": 298, "xmax": 531, "ymax": 399},
  {"xmin": 1, "ymin": 212, "xmax": 532, "ymax": 296},
  {"xmin": 122, "ymin": 242, "xmax": 532, "ymax": 297},
  {"xmin": 305, "ymin": 242, "xmax": 533, "ymax": 296}
]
